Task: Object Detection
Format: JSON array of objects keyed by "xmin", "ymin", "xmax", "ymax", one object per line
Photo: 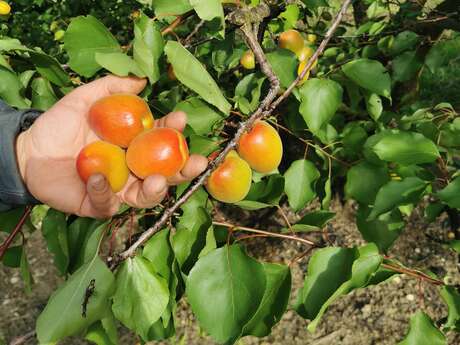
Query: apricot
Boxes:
[
  {"xmin": 206, "ymin": 150, "xmax": 252, "ymax": 203},
  {"xmin": 88, "ymin": 94, "xmax": 154, "ymax": 148},
  {"xmin": 278, "ymin": 30, "xmax": 304, "ymax": 55},
  {"xmin": 237, "ymin": 121, "xmax": 283, "ymax": 173},
  {"xmin": 240, "ymin": 50, "xmax": 255, "ymax": 70},
  {"xmin": 297, "ymin": 46, "xmax": 314, "ymax": 62},
  {"xmin": 0, "ymin": 1, "xmax": 11, "ymax": 15},
  {"xmin": 126, "ymin": 127, "xmax": 189, "ymax": 179},
  {"xmin": 297, "ymin": 59, "xmax": 317, "ymax": 84},
  {"xmin": 76, "ymin": 141, "xmax": 129, "ymax": 192},
  {"xmin": 307, "ymin": 34, "xmax": 317, "ymax": 44}
]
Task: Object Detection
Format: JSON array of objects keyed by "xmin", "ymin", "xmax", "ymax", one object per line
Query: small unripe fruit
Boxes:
[
  {"xmin": 76, "ymin": 141, "xmax": 129, "ymax": 192},
  {"xmin": 278, "ymin": 30, "xmax": 304, "ymax": 55},
  {"xmin": 237, "ymin": 121, "xmax": 283, "ymax": 173},
  {"xmin": 54, "ymin": 30, "xmax": 65, "ymax": 41},
  {"xmin": 126, "ymin": 127, "xmax": 189, "ymax": 179},
  {"xmin": 0, "ymin": 1, "xmax": 11, "ymax": 15},
  {"xmin": 307, "ymin": 34, "xmax": 317, "ymax": 44},
  {"xmin": 296, "ymin": 46, "xmax": 314, "ymax": 62},
  {"xmin": 240, "ymin": 50, "xmax": 255, "ymax": 69},
  {"xmin": 89, "ymin": 94, "xmax": 154, "ymax": 148},
  {"xmin": 206, "ymin": 151, "xmax": 252, "ymax": 203},
  {"xmin": 297, "ymin": 59, "xmax": 317, "ymax": 84}
]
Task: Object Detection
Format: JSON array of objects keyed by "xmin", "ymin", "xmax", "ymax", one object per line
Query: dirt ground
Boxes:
[{"xmin": 1, "ymin": 199, "xmax": 460, "ymax": 345}]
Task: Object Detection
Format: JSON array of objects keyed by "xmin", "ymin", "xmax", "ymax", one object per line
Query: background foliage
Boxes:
[{"xmin": 1, "ymin": 0, "xmax": 460, "ymax": 344}]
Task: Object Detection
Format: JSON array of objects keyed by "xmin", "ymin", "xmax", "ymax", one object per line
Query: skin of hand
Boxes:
[{"xmin": 15, "ymin": 75, "xmax": 208, "ymax": 219}]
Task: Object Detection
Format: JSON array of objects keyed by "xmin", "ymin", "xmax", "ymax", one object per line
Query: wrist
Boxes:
[{"xmin": 15, "ymin": 130, "xmax": 29, "ymax": 185}]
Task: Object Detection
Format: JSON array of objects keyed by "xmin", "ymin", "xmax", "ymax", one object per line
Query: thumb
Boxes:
[{"xmin": 86, "ymin": 174, "xmax": 120, "ymax": 219}]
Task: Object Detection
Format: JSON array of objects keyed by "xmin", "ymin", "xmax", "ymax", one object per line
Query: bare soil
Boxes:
[{"xmin": 1, "ymin": 199, "xmax": 460, "ymax": 345}]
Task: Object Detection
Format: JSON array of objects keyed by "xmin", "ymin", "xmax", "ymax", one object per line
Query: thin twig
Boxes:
[
  {"xmin": 107, "ymin": 0, "xmax": 352, "ymax": 269},
  {"xmin": 184, "ymin": 19, "xmax": 206, "ymax": 45},
  {"xmin": 214, "ymin": 221, "xmax": 317, "ymax": 246},
  {"xmin": 382, "ymin": 263, "xmax": 445, "ymax": 286},
  {"xmin": 0, "ymin": 206, "xmax": 32, "ymax": 260},
  {"xmin": 8, "ymin": 330, "xmax": 36, "ymax": 345},
  {"xmin": 161, "ymin": 11, "xmax": 195, "ymax": 36}
]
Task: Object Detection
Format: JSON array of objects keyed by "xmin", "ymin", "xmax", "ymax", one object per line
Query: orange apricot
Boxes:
[
  {"xmin": 88, "ymin": 94, "xmax": 154, "ymax": 148},
  {"xmin": 240, "ymin": 50, "xmax": 255, "ymax": 69},
  {"xmin": 76, "ymin": 141, "xmax": 129, "ymax": 192},
  {"xmin": 279, "ymin": 29, "xmax": 304, "ymax": 55},
  {"xmin": 237, "ymin": 121, "xmax": 283, "ymax": 173},
  {"xmin": 126, "ymin": 127, "xmax": 189, "ymax": 179},
  {"xmin": 206, "ymin": 150, "xmax": 252, "ymax": 203}
]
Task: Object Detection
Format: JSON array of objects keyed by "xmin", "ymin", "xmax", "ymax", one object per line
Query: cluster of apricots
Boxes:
[
  {"xmin": 240, "ymin": 29, "xmax": 318, "ymax": 84},
  {"xmin": 76, "ymin": 94, "xmax": 189, "ymax": 192},
  {"xmin": 205, "ymin": 121, "xmax": 283, "ymax": 203},
  {"xmin": 76, "ymin": 95, "xmax": 283, "ymax": 205},
  {"xmin": 0, "ymin": 1, "xmax": 11, "ymax": 15}
]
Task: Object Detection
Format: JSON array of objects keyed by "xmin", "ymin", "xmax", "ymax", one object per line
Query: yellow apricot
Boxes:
[
  {"xmin": 76, "ymin": 141, "xmax": 129, "ymax": 192},
  {"xmin": 240, "ymin": 50, "xmax": 255, "ymax": 69},
  {"xmin": 206, "ymin": 151, "xmax": 252, "ymax": 203},
  {"xmin": 297, "ymin": 59, "xmax": 317, "ymax": 84},
  {"xmin": 307, "ymin": 34, "xmax": 317, "ymax": 44},
  {"xmin": 297, "ymin": 46, "xmax": 314, "ymax": 62},
  {"xmin": 237, "ymin": 121, "xmax": 283, "ymax": 173},
  {"xmin": 0, "ymin": 1, "xmax": 11, "ymax": 15}
]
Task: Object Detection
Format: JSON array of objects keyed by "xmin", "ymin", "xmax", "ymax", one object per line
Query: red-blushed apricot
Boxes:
[
  {"xmin": 279, "ymin": 30, "xmax": 304, "ymax": 55},
  {"xmin": 206, "ymin": 150, "xmax": 252, "ymax": 203},
  {"xmin": 88, "ymin": 94, "xmax": 154, "ymax": 148},
  {"xmin": 240, "ymin": 50, "xmax": 255, "ymax": 69},
  {"xmin": 126, "ymin": 127, "xmax": 189, "ymax": 179},
  {"xmin": 76, "ymin": 141, "xmax": 129, "ymax": 192},
  {"xmin": 237, "ymin": 121, "xmax": 283, "ymax": 173}
]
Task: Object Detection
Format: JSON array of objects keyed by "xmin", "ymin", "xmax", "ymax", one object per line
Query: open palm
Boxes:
[{"xmin": 16, "ymin": 75, "xmax": 208, "ymax": 218}]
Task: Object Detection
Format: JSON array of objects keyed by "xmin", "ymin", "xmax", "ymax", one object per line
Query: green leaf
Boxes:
[
  {"xmin": 164, "ymin": 41, "xmax": 231, "ymax": 115},
  {"xmin": 390, "ymin": 31, "xmax": 420, "ymax": 56},
  {"xmin": 64, "ymin": 15, "xmax": 121, "ymax": 77},
  {"xmin": 28, "ymin": 51, "xmax": 71, "ymax": 87},
  {"xmin": 143, "ymin": 229, "xmax": 174, "ymax": 281},
  {"xmin": 302, "ymin": 0, "xmax": 328, "ymax": 9},
  {"xmin": 370, "ymin": 130, "xmax": 440, "ymax": 165},
  {"xmin": 2, "ymin": 245, "xmax": 22, "ymax": 268},
  {"xmin": 440, "ymin": 286, "xmax": 460, "ymax": 332},
  {"xmin": 85, "ymin": 315, "xmax": 118, "ymax": 345},
  {"xmin": 234, "ymin": 200, "xmax": 273, "ymax": 210},
  {"xmin": 0, "ymin": 207, "xmax": 27, "ymax": 234},
  {"xmin": 112, "ymin": 255, "xmax": 169, "ymax": 341},
  {"xmin": 20, "ymin": 247, "xmax": 32, "ymax": 294},
  {"xmin": 437, "ymin": 177, "xmax": 460, "ymax": 209},
  {"xmin": 299, "ymin": 78, "xmax": 343, "ymax": 133},
  {"xmin": 174, "ymin": 97, "xmax": 225, "ymax": 135},
  {"xmin": 189, "ymin": 135, "xmax": 220, "ymax": 156},
  {"xmin": 369, "ymin": 177, "xmax": 427, "ymax": 220},
  {"xmin": 425, "ymin": 37, "xmax": 460, "ymax": 73},
  {"xmin": 152, "ymin": 0, "xmax": 193, "ymax": 17},
  {"xmin": 172, "ymin": 206, "xmax": 211, "ymax": 273},
  {"xmin": 342, "ymin": 58, "xmax": 391, "ymax": 98},
  {"xmin": 36, "ymin": 256, "xmax": 115, "ymax": 344},
  {"xmin": 392, "ymin": 51, "xmax": 423, "ymax": 82},
  {"xmin": 357, "ymin": 206, "xmax": 404, "ymax": 252},
  {"xmin": 190, "ymin": 0, "xmax": 225, "ymax": 32},
  {"xmin": 284, "ymin": 160, "xmax": 320, "ymax": 211},
  {"xmin": 31, "ymin": 77, "xmax": 58, "ymax": 111},
  {"xmin": 234, "ymin": 73, "xmax": 266, "ymax": 115},
  {"xmin": 67, "ymin": 218, "xmax": 107, "ymax": 273},
  {"xmin": 133, "ymin": 13, "xmax": 164, "ymax": 84},
  {"xmin": 186, "ymin": 245, "xmax": 266, "ymax": 343},
  {"xmin": 365, "ymin": 93, "xmax": 383, "ymax": 121},
  {"xmin": 41, "ymin": 209, "xmax": 69, "ymax": 275},
  {"xmin": 95, "ymin": 52, "xmax": 145, "ymax": 78},
  {"xmin": 296, "ymin": 244, "xmax": 382, "ymax": 332},
  {"xmin": 266, "ymin": 50, "xmax": 298, "ymax": 88},
  {"xmin": 345, "ymin": 162, "xmax": 389, "ymax": 205},
  {"xmin": 0, "ymin": 66, "xmax": 29, "ymax": 108},
  {"xmin": 242, "ymin": 263, "xmax": 291, "ymax": 337},
  {"xmin": 398, "ymin": 311, "xmax": 446, "ymax": 345},
  {"xmin": 284, "ymin": 210, "xmax": 335, "ymax": 233}
]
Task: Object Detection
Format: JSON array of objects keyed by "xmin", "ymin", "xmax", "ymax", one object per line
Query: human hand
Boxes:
[{"xmin": 16, "ymin": 75, "xmax": 208, "ymax": 218}]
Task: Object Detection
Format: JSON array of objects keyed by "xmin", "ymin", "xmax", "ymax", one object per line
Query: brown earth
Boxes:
[{"xmin": 1, "ymin": 199, "xmax": 460, "ymax": 345}]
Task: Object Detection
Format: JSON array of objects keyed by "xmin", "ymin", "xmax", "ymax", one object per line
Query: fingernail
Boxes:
[{"xmin": 91, "ymin": 175, "xmax": 106, "ymax": 191}]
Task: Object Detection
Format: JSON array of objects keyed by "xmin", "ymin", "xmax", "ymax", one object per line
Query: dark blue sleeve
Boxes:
[{"xmin": 0, "ymin": 101, "xmax": 42, "ymax": 211}]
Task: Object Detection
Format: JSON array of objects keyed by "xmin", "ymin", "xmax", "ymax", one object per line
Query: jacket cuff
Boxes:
[{"xmin": 0, "ymin": 101, "xmax": 42, "ymax": 208}]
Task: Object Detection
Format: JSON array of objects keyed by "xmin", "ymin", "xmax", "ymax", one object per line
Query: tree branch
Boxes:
[
  {"xmin": 0, "ymin": 206, "xmax": 32, "ymax": 261},
  {"xmin": 107, "ymin": 0, "xmax": 353, "ymax": 270}
]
